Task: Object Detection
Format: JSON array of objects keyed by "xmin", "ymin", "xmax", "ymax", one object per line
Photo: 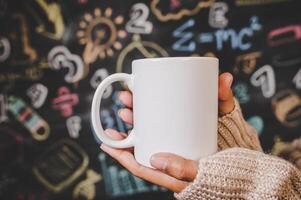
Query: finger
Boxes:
[
  {"xmin": 218, "ymin": 72, "xmax": 235, "ymax": 115},
  {"xmin": 292, "ymin": 139, "xmax": 301, "ymax": 150},
  {"xmin": 150, "ymin": 153, "xmax": 198, "ymax": 182},
  {"xmin": 118, "ymin": 108, "xmax": 133, "ymax": 124},
  {"xmin": 103, "ymin": 129, "xmax": 133, "ymax": 152},
  {"xmin": 290, "ymin": 150, "xmax": 301, "ymax": 162},
  {"xmin": 105, "ymin": 128, "xmax": 127, "ymax": 138},
  {"xmin": 118, "ymin": 91, "xmax": 133, "ymax": 108},
  {"xmin": 100, "ymin": 144, "xmax": 188, "ymax": 193},
  {"xmin": 295, "ymin": 158, "xmax": 301, "ymax": 170}
]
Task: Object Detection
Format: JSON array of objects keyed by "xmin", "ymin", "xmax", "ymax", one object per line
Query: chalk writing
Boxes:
[
  {"xmin": 52, "ymin": 86, "xmax": 79, "ymax": 117},
  {"xmin": 33, "ymin": 139, "xmax": 89, "ymax": 193},
  {"xmin": 208, "ymin": 2, "xmax": 228, "ymax": 29},
  {"xmin": 126, "ymin": 3, "xmax": 153, "ymax": 34},
  {"xmin": 26, "ymin": 83, "xmax": 48, "ymax": 109},
  {"xmin": 0, "ymin": 37, "xmax": 10, "ymax": 62},
  {"xmin": 293, "ymin": 69, "xmax": 301, "ymax": 89},
  {"xmin": 0, "ymin": 95, "xmax": 8, "ymax": 123},
  {"xmin": 233, "ymin": 52, "xmax": 262, "ymax": 74},
  {"xmin": 98, "ymin": 153, "xmax": 166, "ymax": 197},
  {"xmin": 247, "ymin": 116, "xmax": 264, "ymax": 135},
  {"xmin": 250, "ymin": 65, "xmax": 276, "ymax": 98},
  {"xmin": 90, "ymin": 68, "xmax": 112, "ymax": 99},
  {"xmin": 11, "ymin": 14, "xmax": 38, "ymax": 65},
  {"xmin": 48, "ymin": 46, "xmax": 84, "ymax": 83},
  {"xmin": 150, "ymin": 0, "xmax": 214, "ymax": 22},
  {"xmin": 172, "ymin": 19, "xmax": 195, "ymax": 52},
  {"xmin": 7, "ymin": 96, "xmax": 50, "ymax": 141},
  {"xmin": 30, "ymin": 0, "xmax": 65, "ymax": 39},
  {"xmin": 66, "ymin": 115, "xmax": 82, "ymax": 138},
  {"xmin": 236, "ymin": 0, "xmax": 290, "ymax": 6},
  {"xmin": 116, "ymin": 34, "xmax": 168, "ymax": 74},
  {"xmin": 268, "ymin": 24, "xmax": 301, "ymax": 47},
  {"xmin": 73, "ymin": 169, "xmax": 102, "ymax": 200},
  {"xmin": 272, "ymin": 90, "xmax": 301, "ymax": 127},
  {"xmin": 77, "ymin": 8, "xmax": 126, "ymax": 64},
  {"xmin": 233, "ymin": 82, "xmax": 250, "ymax": 104},
  {"xmin": 200, "ymin": 16, "xmax": 261, "ymax": 51}
]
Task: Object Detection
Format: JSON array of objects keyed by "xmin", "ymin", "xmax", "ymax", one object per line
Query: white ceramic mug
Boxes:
[{"xmin": 91, "ymin": 57, "xmax": 219, "ymax": 167}]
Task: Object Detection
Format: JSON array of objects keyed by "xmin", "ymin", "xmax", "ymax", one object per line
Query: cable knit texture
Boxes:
[
  {"xmin": 175, "ymin": 148, "xmax": 301, "ymax": 200},
  {"xmin": 218, "ymin": 98, "xmax": 262, "ymax": 151},
  {"xmin": 174, "ymin": 99, "xmax": 301, "ymax": 199}
]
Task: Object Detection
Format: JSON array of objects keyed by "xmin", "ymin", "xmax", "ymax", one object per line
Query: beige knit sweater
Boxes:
[{"xmin": 175, "ymin": 99, "xmax": 301, "ymax": 200}]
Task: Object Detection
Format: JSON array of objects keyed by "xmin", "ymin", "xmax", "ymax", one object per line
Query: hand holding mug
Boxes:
[{"xmin": 100, "ymin": 72, "xmax": 234, "ymax": 193}]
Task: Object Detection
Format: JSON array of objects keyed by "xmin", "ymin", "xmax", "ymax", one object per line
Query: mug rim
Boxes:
[{"xmin": 132, "ymin": 56, "xmax": 219, "ymax": 64}]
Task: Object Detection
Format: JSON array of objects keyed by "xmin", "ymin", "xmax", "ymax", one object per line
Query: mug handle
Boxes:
[{"xmin": 91, "ymin": 73, "xmax": 135, "ymax": 148}]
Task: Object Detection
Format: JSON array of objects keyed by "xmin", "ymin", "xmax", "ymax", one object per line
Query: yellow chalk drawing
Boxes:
[
  {"xmin": 116, "ymin": 34, "xmax": 168, "ymax": 73},
  {"xmin": 272, "ymin": 90, "xmax": 301, "ymax": 127},
  {"xmin": 73, "ymin": 169, "xmax": 102, "ymax": 200},
  {"xmin": 30, "ymin": 0, "xmax": 65, "ymax": 39},
  {"xmin": 12, "ymin": 14, "xmax": 38, "ymax": 63},
  {"xmin": 77, "ymin": 8, "xmax": 126, "ymax": 64},
  {"xmin": 33, "ymin": 139, "xmax": 89, "ymax": 193},
  {"xmin": 191, "ymin": 52, "xmax": 216, "ymax": 57},
  {"xmin": 236, "ymin": 0, "xmax": 291, "ymax": 6},
  {"xmin": 234, "ymin": 52, "xmax": 262, "ymax": 74},
  {"xmin": 150, "ymin": 0, "xmax": 214, "ymax": 22},
  {"xmin": 0, "ymin": 62, "xmax": 47, "ymax": 82},
  {"xmin": 271, "ymin": 135, "xmax": 288, "ymax": 155}
]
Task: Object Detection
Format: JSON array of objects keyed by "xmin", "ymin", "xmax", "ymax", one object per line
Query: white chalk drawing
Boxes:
[
  {"xmin": 66, "ymin": 115, "xmax": 82, "ymax": 138},
  {"xmin": 172, "ymin": 19, "xmax": 196, "ymax": 52},
  {"xmin": 0, "ymin": 94, "xmax": 8, "ymax": 123},
  {"xmin": 26, "ymin": 83, "xmax": 48, "ymax": 108},
  {"xmin": 126, "ymin": 3, "xmax": 153, "ymax": 34},
  {"xmin": 48, "ymin": 46, "xmax": 84, "ymax": 83},
  {"xmin": 0, "ymin": 37, "xmax": 11, "ymax": 62},
  {"xmin": 250, "ymin": 65, "xmax": 276, "ymax": 98},
  {"xmin": 209, "ymin": 2, "xmax": 228, "ymax": 28},
  {"xmin": 293, "ymin": 68, "xmax": 301, "ymax": 89},
  {"xmin": 90, "ymin": 68, "xmax": 112, "ymax": 99}
]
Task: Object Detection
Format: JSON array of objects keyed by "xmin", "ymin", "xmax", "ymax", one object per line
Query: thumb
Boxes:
[
  {"xmin": 218, "ymin": 72, "xmax": 235, "ymax": 116},
  {"xmin": 150, "ymin": 153, "xmax": 198, "ymax": 182}
]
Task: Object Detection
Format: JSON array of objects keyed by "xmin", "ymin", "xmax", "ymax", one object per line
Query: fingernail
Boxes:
[
  {"xmin": 100, "ymin": 144, "xmax": 106, "ymax": 151},
  {"xmin": 105, "ymin": 129, "xmax": 115, "ymax": 137},
  {"xmin": 226, "ymin": 75, "xmax": 233, "ymax": 87},
  {"xmin": 118, "ymin": 109, "xmax": 123, "ymax": 117},
  {"xmin": 117, "ymin": 91, "xmax": 122, "ymax": 99},
  {"xmin": 150, "ymin": 155, "xmax": 167, "ymax": 170}
]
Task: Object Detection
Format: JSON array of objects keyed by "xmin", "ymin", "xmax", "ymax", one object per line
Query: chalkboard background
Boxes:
[{"xmin": 0, "ymin": 0, "xmax": 301, "ymax": 199}]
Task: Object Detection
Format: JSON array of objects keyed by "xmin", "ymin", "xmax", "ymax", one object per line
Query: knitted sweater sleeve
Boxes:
[
  {"xmin": 175, "ymin": 99, "xmax": 301, "ymax": 199},
  {"xmin": 218, "ymin": 98, "xmax": 262, "ymax": 151},
  {"xmin": 175, "ymin": 148, "xmax": 301, "ymax": 200}
]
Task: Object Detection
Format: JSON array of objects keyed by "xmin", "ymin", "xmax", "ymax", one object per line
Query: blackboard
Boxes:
[{"xmin": 0, "ymin": 0, "xmax": 300, "ymax": 199}]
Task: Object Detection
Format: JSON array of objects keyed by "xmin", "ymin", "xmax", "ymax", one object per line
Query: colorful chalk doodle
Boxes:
[
  {"xmin": 0, "ymin": 0, "xmax": 300, "ymax": 200},
  {"xmin": 77, "ymin": 7, "xmax": 127, "ymax": 64},
  {"xmin": 27, "ymin": 0, "xmax": 65, "ymax": 40},
  {"xmin": 116, "ymin": 34, "xmax": 168, "ymax": 74},
  {"xmin": 150, "ymin": 0, "xmax": 214, "ymax": 22}
]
